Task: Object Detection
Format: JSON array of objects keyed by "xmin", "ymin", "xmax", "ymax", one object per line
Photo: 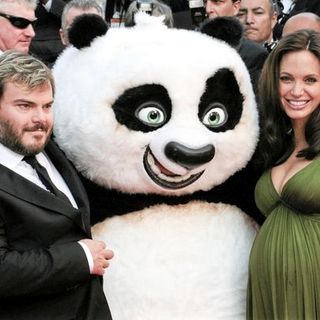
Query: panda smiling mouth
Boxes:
[{"xmin": 143, "ymin": 147, "xmax": 204, "ymax": 190}]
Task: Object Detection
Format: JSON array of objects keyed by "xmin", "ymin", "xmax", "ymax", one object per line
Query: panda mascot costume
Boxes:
[{"xmin": 53, "ymin": 13, "xmax": 261, "ymax": 320}]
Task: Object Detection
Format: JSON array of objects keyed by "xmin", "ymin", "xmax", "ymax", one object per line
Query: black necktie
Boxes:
[{"xmin": 23, "ymin": 155, "xmax": 71, "ymax": 205}]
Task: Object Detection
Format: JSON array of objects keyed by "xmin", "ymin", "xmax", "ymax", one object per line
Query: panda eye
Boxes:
[
  {"xmin": 202, "ymin": 103, "xmax": 228, "ymax": 128},
  {"xmin": 135, "ymin": 102, "xmax": 166, "ymax": 127}
]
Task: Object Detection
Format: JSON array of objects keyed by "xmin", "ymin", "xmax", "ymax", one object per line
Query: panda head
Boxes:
[{"xmin": 53, "ymin": 13, "xmax": 259, "ymax": 196}]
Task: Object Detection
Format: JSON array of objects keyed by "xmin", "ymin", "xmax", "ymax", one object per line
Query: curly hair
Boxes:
[{"xmin": 0, "ymin": 50, "xmax": 55, "ymax": 98}]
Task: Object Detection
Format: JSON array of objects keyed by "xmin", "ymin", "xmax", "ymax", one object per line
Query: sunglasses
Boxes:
[{"xmin": 0, "ymin": 12, "xmax": 37, "ymax": 29}]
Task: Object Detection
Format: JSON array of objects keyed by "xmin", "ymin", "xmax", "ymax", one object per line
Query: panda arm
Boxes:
[{"xmin": 204, "ymin": 160, "xmax": 265, "ymax": 225}]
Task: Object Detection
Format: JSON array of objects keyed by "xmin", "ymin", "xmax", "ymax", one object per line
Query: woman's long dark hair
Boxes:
[{"xmin": 257, "ymin": 29, "xmax": 320, "ymax": 170}]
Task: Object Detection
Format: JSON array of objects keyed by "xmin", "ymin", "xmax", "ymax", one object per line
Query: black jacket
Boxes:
[{"xmin": 0, "ymin": 140, "xmax": 112, "ymax": 320}]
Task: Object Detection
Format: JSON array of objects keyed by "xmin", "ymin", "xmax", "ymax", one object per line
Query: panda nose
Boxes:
[{"xmin": 164, "ymin": 141, "xmax": 215, "ymax": 170}]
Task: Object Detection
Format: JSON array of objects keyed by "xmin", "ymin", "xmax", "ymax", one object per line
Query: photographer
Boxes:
[
  {"xmin": 124, "ymin": 0, "xmax": 174, "ymax": 27},
  {"xmin": 105, "ymin": 0, "xmax": 188, "ymax": 27}
]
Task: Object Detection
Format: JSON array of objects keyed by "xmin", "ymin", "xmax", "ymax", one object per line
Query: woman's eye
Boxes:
[
  {"xmin": 305, "ymin": 77, "xmax": 317, "ymax": 84},
  {"xmin": 280, "ymin": 76, "xmax": 292, "ymax": 83},
  {"xmin": 202, "ymin": 104, "xmax": 227, "ymax": 128}
]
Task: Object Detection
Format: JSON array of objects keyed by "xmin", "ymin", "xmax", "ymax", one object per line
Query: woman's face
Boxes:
[{"xmin": 279, "ymin": 49, "xmax": 320, "ymax": 124}]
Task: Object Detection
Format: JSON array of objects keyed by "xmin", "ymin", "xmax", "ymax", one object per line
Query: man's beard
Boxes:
[{"xmin": 0, "ymin": 119, "xmax": 52, "ymax": 156}]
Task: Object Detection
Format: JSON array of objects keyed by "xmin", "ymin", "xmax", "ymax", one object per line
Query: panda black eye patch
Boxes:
[
  {"xmin": 198, "ymin": 68, "xmax": 244, "ymax": 132},
  {"xmin": 112, "ymin": 84, "xmax": 172, "ymax": 132}
]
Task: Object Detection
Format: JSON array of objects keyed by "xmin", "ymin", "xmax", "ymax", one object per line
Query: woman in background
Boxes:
[{"xmin": 247, "ymin": 29, "xmax": 320, "ymax": 319}]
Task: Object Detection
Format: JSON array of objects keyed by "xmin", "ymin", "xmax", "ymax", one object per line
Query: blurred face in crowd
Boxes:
[
  {"xmin": 282, "ymin": 13, "xmax": 320, "ymax": 36},
  {"xmin": 60, "ymin": 7, "xmax": 103, "ymax": 46},
  {"xmin": 0, "ymin": 0, "xmax": 36, "ymax": 53},
  {"xmin": 0, "ymin": 81, "xmax": 53, "ymax": 155},
  {"xmin": 205, "ymin": 0, "xmax": 241, "ymax": 18},
  {"xmin": 237, "ymin": 0, "xmax": 277, "ymax": 44},
  {"xmin": 279, "ymin": 50, "xmax": 320, "ymax": 126}
]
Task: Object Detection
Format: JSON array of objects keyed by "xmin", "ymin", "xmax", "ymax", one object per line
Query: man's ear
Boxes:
[
  {"xmin": 233, "ymin": 0, "xmax": 241, "ymax": 16},
  {"xmin": 271, "ymin": 11, "xmax": 278, "ymax": 29},
  {"xmin": 59, "ymin": 28, "xmax": 68, "ymax": 46}
]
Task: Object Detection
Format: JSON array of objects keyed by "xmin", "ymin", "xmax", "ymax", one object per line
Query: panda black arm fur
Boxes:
[{"xmin": 81, "ymin": 163, "xmax": 265, "ymax": 226}]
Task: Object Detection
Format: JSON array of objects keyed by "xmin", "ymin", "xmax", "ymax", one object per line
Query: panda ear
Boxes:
[
  {"xmin": 199, "ymin": 17, "xmax": 243, "ymax": 48},
  {"xmin": 68, "ymin": 14, "xmax": 108, "ymax": 49}
]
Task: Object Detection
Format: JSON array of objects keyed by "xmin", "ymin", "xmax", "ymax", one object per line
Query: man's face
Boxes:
[
  {"xmin": 205, "ymin": 0, "xmax": 241, "ymax": 18},
  {"xmin": 237, "ymin": 0, "xmax": 277, "ymax": 44},
  {"xmin": 0, "ymin": 81, "xmax": 53, "ymax": 156},
  {"xmin": 0, "ymin": 1, "xmax": 36, "ymax": 53}
]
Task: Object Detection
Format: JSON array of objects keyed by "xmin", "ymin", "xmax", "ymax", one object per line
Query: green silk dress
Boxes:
[{"xmin": 247, "ymin": 158, "xmax": 320, "ymax": 320}]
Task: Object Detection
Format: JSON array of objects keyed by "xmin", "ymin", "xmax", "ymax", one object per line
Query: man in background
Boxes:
[
  {"xmin": 30, "ymin": 0, "xmax": 68, "ymax": 65},
  {"xmin": 60, "ymin": 0, "xmax": 104, "ymax": 46},
  {"xmin": 282, "ymin": 11, "xmax": 320, "ymax": 35},
  {"xmin": 205, "ymin": 0, "xmax": 240, "ymax": 18},
  {"xmin": 237, "ymin": 0, "xmax": 278, "ymax": 50},
  {"xmin": 0, "ymin": 0, "xmax": 37, "ymax": 53}
]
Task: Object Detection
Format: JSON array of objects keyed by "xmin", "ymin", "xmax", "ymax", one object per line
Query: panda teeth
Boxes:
[
  {"xmin": 143, "ymin": 146, "xmax": 204, "ymax": 190},
  {"xmin": 147, "ymin": 151, "xmax": 191, "ymax": 182},
  {"xmin": 147, "ymin": 152, "xmax": 161, "ymax": 175},
  {"xmin": 158, "ymin": 172, "xmax": 192, "ymax": 182}
]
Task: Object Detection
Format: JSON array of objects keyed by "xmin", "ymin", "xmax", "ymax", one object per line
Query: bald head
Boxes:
[{"xmin": 282, "ymin": 12, "xmax": 320, "ymax": 36}]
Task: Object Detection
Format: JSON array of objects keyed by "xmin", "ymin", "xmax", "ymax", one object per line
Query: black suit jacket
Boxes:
[
  {"xmin": 30, "ymin": 0, "xmax": 69, "ymax": 65},
  {"xmin": 287, "ymin": 0, "xmax": 320, "ymax": 17},
  {"xmin": 238, "ymin": 38, "xmax": 268, "ymax": 95},
  {"xmin": 0, "ymin": 141, "xmax": 112, "ymax": 320}
]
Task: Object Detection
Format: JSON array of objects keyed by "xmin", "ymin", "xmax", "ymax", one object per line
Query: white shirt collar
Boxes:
[
  {"xmin": 0, "ymin": 143, "xmax": 48, "ymax": 170},
  {"xmin": 0, "ymin": 143, "xmax": 25, "ymax": 170},
  {"xmin": 0, "ymin": 142, "xmax": 78, "ymax": 208}
]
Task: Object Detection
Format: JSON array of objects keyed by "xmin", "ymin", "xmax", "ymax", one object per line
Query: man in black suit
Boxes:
[
  {"xmin": 30, "ymin": 0, "xmax": 69, "ymax": 65},
  {"xmin": 0, "ymin": 50, "xmax": 114, "ymax": 319}
]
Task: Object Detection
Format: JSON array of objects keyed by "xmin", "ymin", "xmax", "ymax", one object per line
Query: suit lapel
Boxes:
[
  {"xmin": 45, "ymin": 141, "xmax": 91, "ymax": 235},
  {"xmin": 45, "ymin": 141, "xmax": 90, "ymax": 208},
  {"xmin": 0, "ymin": 141, "xmax": 90, "ymax": 235}
]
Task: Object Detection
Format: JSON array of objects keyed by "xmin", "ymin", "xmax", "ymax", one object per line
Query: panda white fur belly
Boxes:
[
  {"xmin": 53, "ymin": 13, "xmax": 260, "ymax": 320},
  {"xmin": 93, "ymin": 201, "xmax": 257, "ymax": 319}
]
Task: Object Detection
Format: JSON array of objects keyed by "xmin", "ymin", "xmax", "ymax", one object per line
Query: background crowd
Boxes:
[{"xmin": 0, "ymin": 0, "xmax": 319, "ymax": 83}]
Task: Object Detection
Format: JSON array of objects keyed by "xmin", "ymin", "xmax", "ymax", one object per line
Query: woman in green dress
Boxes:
[{"xmin": 247, "ymin": 29, "xmax": 320, "ymax": 319}]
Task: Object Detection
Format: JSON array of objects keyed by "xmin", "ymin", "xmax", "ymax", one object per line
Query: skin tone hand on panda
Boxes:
[{"xmin": 80, "ymin": 239, "xmax": 114, "ymax": 275}]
